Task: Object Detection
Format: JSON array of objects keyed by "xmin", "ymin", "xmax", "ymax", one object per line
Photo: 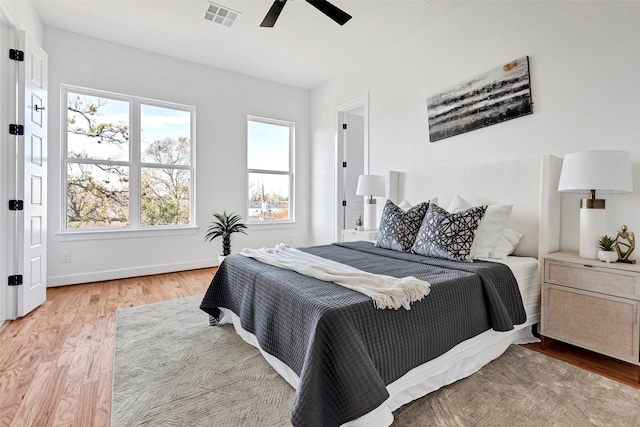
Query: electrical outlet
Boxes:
[{"xmin": 61, "ymin": 251, "xmax": 71, "ymax": 263}]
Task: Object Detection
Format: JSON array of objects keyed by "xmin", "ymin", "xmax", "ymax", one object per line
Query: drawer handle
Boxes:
[{"xmin": 583, "ymin": 264, "xmax": 593, "ymax": 268}]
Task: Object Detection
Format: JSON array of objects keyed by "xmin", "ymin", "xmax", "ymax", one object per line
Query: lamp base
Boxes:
[
  {"xmin": 579, "ymin": 206, "xmax": 606, "ymax": 259},
  {"xmin": 364, "ymin": 201, "xmax": 377, "ymax": 231}
]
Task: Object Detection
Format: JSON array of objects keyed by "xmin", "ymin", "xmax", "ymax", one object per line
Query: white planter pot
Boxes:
[
  {"xmin": 218, "ymin": 255, "xmax": 226, "ymax": 265},
  {"xmin": 597, "ymin": 250, "xmax": 618, "ymax": 263}
]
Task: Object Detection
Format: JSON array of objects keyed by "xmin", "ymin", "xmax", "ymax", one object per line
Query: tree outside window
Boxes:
[
  {"xmin": 247, "ymin": 117, "xmax": 294, "ymax": 223},
  {"xmin": 64, "ymin": 87, "xmax": 194, "ymax": 230}
]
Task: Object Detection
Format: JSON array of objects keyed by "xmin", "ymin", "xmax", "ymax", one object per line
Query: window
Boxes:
[
  {"xmin": 63, "ymin": 86, "xmax": 195, "ymax": 231},
  {"xmin": 247, "ymin": 117, "xmax": 294, "ymax": 223}
]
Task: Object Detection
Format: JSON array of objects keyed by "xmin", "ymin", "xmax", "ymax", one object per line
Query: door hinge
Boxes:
[
  {"xmin": 342, "ymin": 200, "xmax": 347, "ymax": 207},
  {"xmin": 342, "ymin": 123, "xmax": 347, "ymax": 130},
  {"xmin": 8, "ymin": 275, "xmax": 23, "ymax": 286},
  {"xmin": 9, "ymin": 49, "xmax": 24, "ymax": 62},
  {"xmin": 9, "ymin": 124, "xmax": 24, "ymax": 135},
  {"xmin": 9, "ymin": 200, "xmax": 24, "ymax": 211},
  {"xmin": 342, "ymin": 161, "xmax": 347, "ymax": 168}
]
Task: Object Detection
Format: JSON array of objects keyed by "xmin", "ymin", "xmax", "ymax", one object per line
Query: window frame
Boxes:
[
  {"xmin": 246, "ymin": 115, "xmax": 295, "ymax": 225},
  {"xmin": 60, "ymin": 85, "xmax": 196, "ymax": 236}
]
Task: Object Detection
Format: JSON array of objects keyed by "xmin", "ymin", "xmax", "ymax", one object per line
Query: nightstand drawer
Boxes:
[
  {"xmin": 542, "ymin": 283, "xmax": 640, "ymax": 363},
  {"xmin": 545, "ymin": 260, "xmax": 640, "ymax": 301}
]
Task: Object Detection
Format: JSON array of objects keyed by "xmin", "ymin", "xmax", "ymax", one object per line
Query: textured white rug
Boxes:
[{"xmin": 112, "ymin": 295, "xmax": 640, "ymax": 426}]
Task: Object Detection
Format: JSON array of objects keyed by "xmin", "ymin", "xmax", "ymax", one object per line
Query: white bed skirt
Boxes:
[{"xmin": 219, "ymin": 308, "xmax": 537, "ymax": 427}]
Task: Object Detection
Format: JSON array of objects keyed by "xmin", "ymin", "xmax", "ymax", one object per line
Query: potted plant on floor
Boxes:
[
  {"xmin": 597, "ymin": 235, "xmax": 618, "ymax": 263},
  {"xmin": 205, "ymin": 210, "xmax": 248, "ymax": 265}
]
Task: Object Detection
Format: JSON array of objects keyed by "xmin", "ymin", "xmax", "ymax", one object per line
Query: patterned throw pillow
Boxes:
[
  {"xmin": 412, "ymin": 204, "xmax": 487, "ymax": 262},
  {"xmin": 375, "ymin": 200, "xmax": 430, "ymax": 252}
]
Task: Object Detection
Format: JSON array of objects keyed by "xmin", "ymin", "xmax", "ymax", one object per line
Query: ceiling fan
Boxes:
[{"xmin": 260, "ymin": 0, "xmax": 352, "ymax": 27}]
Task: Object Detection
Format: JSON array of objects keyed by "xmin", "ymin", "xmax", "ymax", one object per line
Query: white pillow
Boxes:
[
  {"xmin": 490, "ymin": 228, "xmax": 523, "ymax": 259},
  {"xmin": 398, "ymin": 197, "xmax": 439, "ymax": 211},
  {"xmin": 446, "ymin": 195, "xmax": 470, "ymax": 213},
  {"xmin": 446, "ymin": 195, "xmax": 512, "ymax": 259},
  {"xmin": 398, "ymin": 199, "xmax": 412, "ymax": 210}
]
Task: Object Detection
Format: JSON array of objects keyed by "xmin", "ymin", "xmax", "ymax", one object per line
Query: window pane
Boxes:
[
  {"xmin": 67, "ymin": 163, "xmax": 129, "ymax": 228},
  {"xmin": 248, "ymin": 172, "xmax": 290, "ymax": 222},
  {"xmin": 141, "ymin": 167, "xmax": 191, "ymax": 226},
  {"xmin": 67, "ymin": 92, "xmax": 129, "ymax": 161},
  {"xmin": 247, "ymin": 120, "xmax": 290, "ymax": 171},
  {"xmin": 141, "ymin": 104, "xmax": 191, "ymax": 165}
]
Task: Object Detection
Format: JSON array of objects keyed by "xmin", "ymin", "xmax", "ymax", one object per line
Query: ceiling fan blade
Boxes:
[
  {"xmin": 260, "ymin": 0, "xmax": 287, "ymax": 28},
  {"xmin": 305, "ymin": 0, "xmax": 352, "ymax": 25}
]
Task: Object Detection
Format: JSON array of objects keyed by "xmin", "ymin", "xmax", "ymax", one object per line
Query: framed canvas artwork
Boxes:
[{"xmin": 428, "ymin": 56, "xmax": 532, "ymax": 142}]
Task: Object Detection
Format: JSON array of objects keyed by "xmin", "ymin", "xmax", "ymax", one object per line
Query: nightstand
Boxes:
[
  {"xmin": 341, "ymin": 229, "xmax": 378, "ymax": 243},
  {"xmin": 541, "ymin": 251, "xmax": 640, "ymax": 381}
]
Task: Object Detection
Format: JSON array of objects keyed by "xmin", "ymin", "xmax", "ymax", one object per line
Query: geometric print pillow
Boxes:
[
  {"xmin": 375, "ymin": 200, "xmax": 430, "ymax": 252},
  {"xmin": 411, "ymin": 203, "xmax": 487, "ymax": 262}
]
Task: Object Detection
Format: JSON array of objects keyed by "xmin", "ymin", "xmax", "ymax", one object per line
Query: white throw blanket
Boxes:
[{"xmin": 240, "ymin": 244, "xmax": 430, "ymax": 310}]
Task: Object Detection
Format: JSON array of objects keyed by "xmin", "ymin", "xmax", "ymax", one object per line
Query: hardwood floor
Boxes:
[
  {"xmin": 523, "ymin": 338, "xmax": 640, "ymax": 390},
  {"xmin": 2, "ymin": 267, "xmax": 639, "ymax": 426},
  {"xmin": 0, "ymin": 268, "xmax": 215, "ymax": 427}
]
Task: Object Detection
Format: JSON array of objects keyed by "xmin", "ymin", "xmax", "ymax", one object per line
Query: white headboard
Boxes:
[{"xmin": 396, "ymin": 155, "xmax": 562, "ymax": 259}]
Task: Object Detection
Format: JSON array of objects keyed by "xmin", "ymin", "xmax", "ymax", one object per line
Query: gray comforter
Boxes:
[{"xmin": 200, "ymin": 241, "xmax": 526, "ymax": 427}]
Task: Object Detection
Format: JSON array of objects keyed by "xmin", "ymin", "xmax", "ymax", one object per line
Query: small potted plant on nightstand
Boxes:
[
  {"xmin": 205, "ymin": 210, "xmax": 248, "ymax": 265},
  {"xmin": 597, "ymin": 235, "xmax": 618, "ymax": 263}
]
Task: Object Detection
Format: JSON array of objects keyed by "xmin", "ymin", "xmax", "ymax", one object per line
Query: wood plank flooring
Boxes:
[
  {"xmin": 1, "ymin": 267, "xmax": 639, "ymax": 426},
  {"xmin": 0, "ymin": 268, "xmax": 214, "ymax": 427},
  {"xmin": 523, "ymin": 338, "xmax": 640, "ymax": 390}
]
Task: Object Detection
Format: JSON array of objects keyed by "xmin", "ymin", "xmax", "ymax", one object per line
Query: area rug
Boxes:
[{"xmin": 112, "ymin": 295, "xmax": 640, "ymax": 426}]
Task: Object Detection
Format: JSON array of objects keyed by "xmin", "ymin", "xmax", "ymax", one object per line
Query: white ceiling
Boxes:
[{"xmin": 30, "ymin": 0, "xmax": 465, "ymax": 89}]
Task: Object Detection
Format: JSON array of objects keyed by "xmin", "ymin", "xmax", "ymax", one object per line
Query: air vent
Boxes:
[{"xmin": 204, "ymin": 2, "xmax": 240, "ymax": 27}]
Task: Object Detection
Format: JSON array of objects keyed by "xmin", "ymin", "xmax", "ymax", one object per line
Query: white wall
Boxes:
[
  {"xmin": 310, "ymin": 1, "xmax": 640, "ymax": 253},
  {"xmin": 45, "ymin": 27, "xmax": 310, "ymax": 285},
  {"xmin": 0, "ymin": 0, "xmax": 42, "ymax": 44}
]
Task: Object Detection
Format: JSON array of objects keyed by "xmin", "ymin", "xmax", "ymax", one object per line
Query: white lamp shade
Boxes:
[
  {"xmin": 356, "ymin": 175, "xmax": 386, "ymax": 197},
  {"xmin": 558, "ymin": 150, "xmax": 633, "ymax": 194}
]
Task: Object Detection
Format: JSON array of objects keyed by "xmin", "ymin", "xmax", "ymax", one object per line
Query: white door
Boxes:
[
  {"xmin": 15, "ymin": 31, "xmax": 47, "ymax": 317},
  {"xmin": 335, "ymin": 94, "xmax": 369, "ymax": 241},
  {"xmin": 0, "ymin": 17, "xmax": 16, "ymax": 324},
  {"xmin": 342, "ymin": 112, "xmax": 364, "ymax": 230}
]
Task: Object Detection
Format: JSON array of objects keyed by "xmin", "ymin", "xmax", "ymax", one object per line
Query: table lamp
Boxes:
[
  {"xmin": 557, "ymin": 150, "xmax": 633, "ymax": 259},
  {"xmin": 356, "ymin": 175, "xmax": 385, "ymax": 231}
]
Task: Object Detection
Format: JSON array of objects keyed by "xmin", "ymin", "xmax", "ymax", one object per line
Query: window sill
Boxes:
[
  {"xmin": 55, "ymin": 226, "xmax": 200, "ymax": 242},
  {"xmin": 246, "ymin": 221, "xmax": 296, "ymax": 231}
]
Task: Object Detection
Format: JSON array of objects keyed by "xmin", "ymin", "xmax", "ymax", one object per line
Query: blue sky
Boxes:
[{"xmin": 247, "ymin": 120, "xmax": 290, "ymax": 172}]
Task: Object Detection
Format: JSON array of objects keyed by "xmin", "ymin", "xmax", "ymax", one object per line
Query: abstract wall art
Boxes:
[{"xmin": 427, "ymin": 56, "xmax": 532, "ymax": 142}]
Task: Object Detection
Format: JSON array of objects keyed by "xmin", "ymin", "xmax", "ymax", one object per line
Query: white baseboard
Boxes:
[{"xmin": 47, "ymin": 259, "xmax": 216, "ymax": 287}]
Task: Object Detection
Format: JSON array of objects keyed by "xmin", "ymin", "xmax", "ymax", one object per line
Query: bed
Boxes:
[{"xmin": 200, "ymin": 155, "xmax": 562, "ymax": 426}]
